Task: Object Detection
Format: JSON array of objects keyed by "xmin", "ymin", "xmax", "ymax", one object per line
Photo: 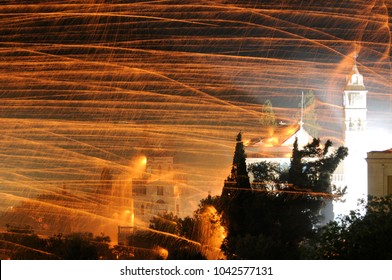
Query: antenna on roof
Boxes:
[{"xmin": 299, "ymin": 91, "xmax": 304, "ymax": 128}]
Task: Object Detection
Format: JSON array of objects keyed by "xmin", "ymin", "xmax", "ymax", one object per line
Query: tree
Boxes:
[
  {"xmin": 194, "ymin": 195, "xmax": 226, "ymax": 259},
  {"xmin": 136, "ymin": 212, "xmax": 206, "ymax": 260},
  {"xmin": 0, "ymin": 231, "xmax": 114, "ymax": 259},
  {"xmin": 0, "ymin": 230, "xmax": 57, "ymax": 260},
  {"xmin": 247, "ymin": 161, "xmax": 281, "ymax": 190},
  {"xmin": 219, "ymin": 132, "xmax": 254, "ymax": 257},
  {"xmin": 306, "ymin": 196, "xmax": 392, "ymax": 259},
  {"xmin": 297, "ymin": 90, "xmax": 320, "ymax": 137},
  {"xmin": 220, "ymin": 135, "xmax": 348, "ymax": 259},
  {"xmin": 46, "ymin": 232, "xmax": 114, "ymax": 260},
  {"xmin": 287, "ymin": 138, "xmax": 348, "ymax": 224},
  {"xmin": 289, "ymin": 138, "xmax": 348, "ymax": 193},
  {"xmin": 146, "ymin": 198, "xmax": 226, "ymax": 260},
  {"xmin": 149, "ymin": 212, "xmax": 182, "ymax": 235},
  {"xmin": 260, "ymin": 99, "xmax": 277, "ymax": 127},
  {"xmin": 222, "ymin": 132, "xmax": 251, "ymax": 198}
]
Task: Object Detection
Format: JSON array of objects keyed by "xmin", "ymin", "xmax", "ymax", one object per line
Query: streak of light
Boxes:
[{"xmin": 0, "ymin": 1, "xmax": 390, "ymax": 240}]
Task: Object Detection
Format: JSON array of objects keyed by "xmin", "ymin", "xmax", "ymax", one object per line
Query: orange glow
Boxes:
[
  {"xmin": 265, "ymin": 137, "xmax": 279, "ymax": 147},
  {"xmin": 155, "ymin": 246, "xmax": 169, "ymax": 260},
  {"xmin": 0, "ymin": 1, "xmax": 390, "ymax": 244},
  {"xmin": 244, "ymin": 139, "xmax": 250, "ymax": 146}
]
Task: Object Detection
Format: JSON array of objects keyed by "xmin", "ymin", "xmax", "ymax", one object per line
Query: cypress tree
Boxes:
[
  {"xmin": 288, "ymin": 137, "xmax": 306, "ymax": 188},
  {"xmin": 233, "ymin": 132, "xmax": 251, "ymax": 190},
  {"xmin": 222, "ymin": 132, "xmax": 251, "ymax": 198}
]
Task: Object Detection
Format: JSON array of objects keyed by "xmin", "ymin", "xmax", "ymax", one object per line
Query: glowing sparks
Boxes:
[{"xmin": 0, "ymin": 1, "xmax": 391, "ymax": 242}]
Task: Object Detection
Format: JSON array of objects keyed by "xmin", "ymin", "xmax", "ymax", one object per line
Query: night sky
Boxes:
[{"xmin": 1, "ymin": 0, "xmax": 391, "ymax": 218}]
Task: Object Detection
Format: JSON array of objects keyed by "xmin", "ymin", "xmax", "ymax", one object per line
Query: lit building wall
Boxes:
[
  {"xmin": 132, "ymin": 155, "xmax": 180, "ymax": 226},
  {"xmin": 367, "ymin": 150, "xmax": 392, "ymax": 196}
]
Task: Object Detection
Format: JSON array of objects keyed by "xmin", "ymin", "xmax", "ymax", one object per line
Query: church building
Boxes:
[{"xmin": 245, "ymin": 49, "xmax": 371, "ymax": 217}]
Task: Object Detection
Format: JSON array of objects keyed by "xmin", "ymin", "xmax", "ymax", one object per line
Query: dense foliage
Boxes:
[
  {"xmin": 220, "ymin": 134, "xmax": 348, "ymax": 259},
  {"xmin": 305, "ymin": 196, "xmax": 392, "ymax": 259},
  {"xmin": 0, "ymin": 231, "xmax": 113, "ymax": 260},
  {"xmin": 134, "ymin": 212, "xmax": 205, "ymax": 260},
  {"xmin": 142, "ymin": 196, "xmax": 224, "ymax": 260}
]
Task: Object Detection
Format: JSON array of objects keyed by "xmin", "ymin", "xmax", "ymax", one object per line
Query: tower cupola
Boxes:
[{"xmin": 343, "ymin": 47, "xmax": 367, "ymax": 132}]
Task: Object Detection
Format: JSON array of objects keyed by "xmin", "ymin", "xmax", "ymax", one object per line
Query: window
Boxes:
[
  {"xmin": 133, "ymin": 185, "xmax": 146, "ymax": 195},
  {"xmin": 349, "ymin": 92, "xmax": 363, "ymax": 106},
  {"xmin": 141, "ymin": 204, "xmax": 145, "ymax": 216},
  {"xmin": 353, "ymin": 74, "xmax": 359, "ymax": 84},
  {"xmin": 155, "ymin": 199, "xmax": 167, "ymax": 211},
  {"xmin": 357, "ymin": 119, "xmax": 363, "ymax": 130},
  {"xmin": 157, "ymin": 186, "xmax": 164, "ymax": 196},
  {"xmin": 388, "ymin": 176, "xmax": 392, "ymax": 195}
]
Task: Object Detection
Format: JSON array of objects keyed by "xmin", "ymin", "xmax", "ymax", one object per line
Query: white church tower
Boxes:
[
  {"xmin": 343, "ymin": 48, "xmax": 367, "ymax": 134},
  {"xmin": 340, "ymin": 47, "xmax": 368, "ymax": 214}
]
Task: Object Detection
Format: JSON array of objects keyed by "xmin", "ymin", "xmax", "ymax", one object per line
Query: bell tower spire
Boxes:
[
  {"xmin": 343, "ymin": 44, "xmax": 367, "ymax": 133},
  {"xmin": 299, "ymin": 91, "xmax": 304, "ymax": 128},
  {"xmin": 352, "ymin": 42, "xmax": 359, "ymax": 74}
]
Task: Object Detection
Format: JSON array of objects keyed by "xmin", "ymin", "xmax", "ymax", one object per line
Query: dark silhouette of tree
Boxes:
[
  {"xmin": 222, "ymin": 132, "xmax": 251, "ymax": 198},
  {"xmin": 0, "ymin": 231, "xmax": 113, "ymax": 259},
  {"xmin": 46, "ymin": 232, "xmax": 114, "ymax": 260},
  {"xmin": 0, "ymin": 230, "xmax": 57, "ymax": 260},
  {"xmin": 287, "ymin": 138, "xmax": 348, "ymax": 224},
  {"xmin": 149, "ymin": 212, "xmax": 182, "ymax": 235},
  {"xmin": 220, "ymin": 134, "xmax": 348, "ymax": 259},
  {"xmin": 305, "ymin": 196, "xmax": 392, "ymax": 259},
  {"xmin": 132, "ymin": 212, "xmax": 206, "ymax": 260},
  {"xmin": 247, "ymin": 161, "xmax": 282, "ymax": 190},
  {"xmin": 219, "ymin": 132, "xmax": 254, "ymax": 257},
  {"xmin": 289, "ymin": 138, "xmax": 347, "ymax": 193}
]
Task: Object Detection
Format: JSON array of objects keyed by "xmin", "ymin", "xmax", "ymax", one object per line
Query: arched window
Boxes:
[{"xmin": 353, "ymin": 74, "xmax": 359, "ymax": 84}]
